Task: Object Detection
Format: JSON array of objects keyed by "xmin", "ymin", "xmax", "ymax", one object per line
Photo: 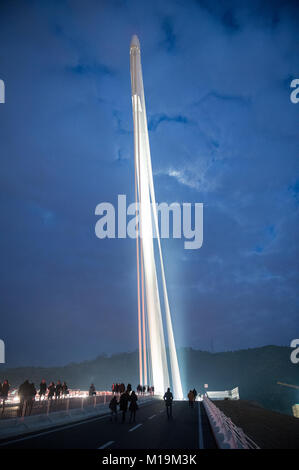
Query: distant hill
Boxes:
[{"xmin": 0, "ymin": 345, "xmax": 298, "ymax": 416}]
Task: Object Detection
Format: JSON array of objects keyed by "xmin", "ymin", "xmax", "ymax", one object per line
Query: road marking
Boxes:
[
  {"xmin": 159, "ymin": 409, "xmax": 164, "ymax": 413},
  {"xmin": 148, "ymin": 414, "xmax": 156, "ymax": 420},
  {"xmin": 0, "ymin": 399, "xmax": 158, "ymax": 447},
  {"xmin": 198, "ymin": 403, "xmax": 204, "ymax": 449},
  {"xmin": 129, "ymin": 423, "xmax": 142, "ymax": 432},
  {"xmin": 98, "ymin": 440, "xmax": 114, "ymax": 449}
]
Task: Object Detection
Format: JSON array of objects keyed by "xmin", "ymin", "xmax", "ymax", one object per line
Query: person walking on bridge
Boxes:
[
  {"xmin": 1, "ymin": 379, "xmax": 9, "ymax": 415},
  {"xmin": 119, "ymin": 391, "xmax": 129, "ymax": 423},
  {"xmin": 109, "ymin": 395, "xmax": 118, "ymax": 422},
  {"xmin": 39, "ymin": 379, "xmax": 47, "ymax": 399},
  {"xmin": 163, "ymin": 387, "xmax": 173, "ymax": 420},
  {"xmin": 188, "ymin": 390, "xmax": 195, "ymax": 408},
  {"xmin": 129, "ymin": 390, "xmax": 138, "ymax": 423}
]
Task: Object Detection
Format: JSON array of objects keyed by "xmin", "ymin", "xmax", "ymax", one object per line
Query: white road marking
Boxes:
[
  {"xmin": 198, "ymin": 403, "xmax": 204, "ymax": 449},
  {"xmin": 148, "ymin": 414, "xmax": 156, "ymax": 420},
  {"xmin": 98, "ymin": 440, "xmax": 114, "ymax": 449},
  {"xmin": 0, "ymin": 399, "xmax": 158, "ymax": 447},
  {"xmin": 129, "ymin": 423, "xmax": 143, "ymax": 432}
]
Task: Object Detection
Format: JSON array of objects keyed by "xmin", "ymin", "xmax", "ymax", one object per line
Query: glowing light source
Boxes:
[{"xmin": 130, "ymin": 35, "xmax": 183, "ymax": 399}]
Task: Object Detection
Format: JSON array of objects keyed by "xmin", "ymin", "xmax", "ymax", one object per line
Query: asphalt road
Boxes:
[{"xmin": 0, "ymin": 400, "xmax": 217, "ymax": 449}]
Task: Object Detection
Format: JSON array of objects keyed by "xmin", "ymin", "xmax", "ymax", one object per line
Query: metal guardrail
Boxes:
[
  {"xmin": 0, "ymin": 391, "xmax": 113, "ymax": 420},
  {"xmin": 203, "ymin": 396, "xmax": 260, "ymax": 449}
]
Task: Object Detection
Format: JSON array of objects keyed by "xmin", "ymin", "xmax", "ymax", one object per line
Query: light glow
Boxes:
[{"xmin": 130, "ymin": 35, "xmax": 183, "ymax": 399}]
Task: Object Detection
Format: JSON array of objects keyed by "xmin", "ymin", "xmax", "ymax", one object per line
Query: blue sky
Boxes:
[{"xmin": 0, "ymin": 0, "xmax": 298, "ymax": 366}]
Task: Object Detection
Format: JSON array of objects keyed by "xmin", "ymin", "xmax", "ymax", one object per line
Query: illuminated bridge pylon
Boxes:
[{"xmin": 130, "ymin": 35, "xmax": 183, "ymax": 399}]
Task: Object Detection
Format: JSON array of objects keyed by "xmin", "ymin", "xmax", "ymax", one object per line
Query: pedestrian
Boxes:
[
  {"xmin": 109, "ymin": 395, "xmax": 118, "ymax": 422},
  {"xmin": 1, "ymin": 379, "xmax": 9, "ymax": 400},
  {"xmin": 27, "ymin": 382, "xmax": 36, "ymax": 416},
  {"xmin": 188, "ymin": 390, "xmax": 195, "ymax": 408},
  {"xmin": 39, "ymin": 379, "xmax": 47, "ymax": 399},
  {"xmin": 48, "ymin": 382, "xmax": 55, "ymax": 400},
  {"xmin": 89, "ymin": 383, "xmax": 96, "ymax": 396},
  {"xmin": 62, "ymin": 382, "xmax": 69, "ymax": 396},
  {"xmin": 129, "ymin": 391, "xmax": 138, "ymax": 423},
  {"xmin": 1, "ymin": 379, "xmax": 9, "ymax": 414},
  {"xmin": 18, "ymin": 380, "xmax": 30, "ymax": 417},
  {"xmin": 192, "ymin": 388, "xmax": 197, "ymax": 400},
  {"xmin": 163, "ymin": 387, "xmax": 173, "ymax": 420},
  {"xmin": 126, "ymin": 383, "xmax": 132, "ymax": 393},
  {"xmin": 55, "ymin": 380, "xmax": 62, "ymax": 399},
  {"xmin": 119, "ymin": 391, "xmax": 129, "ymax": 423}
]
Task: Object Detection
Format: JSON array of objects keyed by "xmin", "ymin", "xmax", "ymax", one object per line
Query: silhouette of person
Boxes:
[
  {"xmin": 27, "ymin": 382, "xmax": 36, "ymax": 415},
  {"xmin": 18, "ymin": 380, "xmax": 30, "ymax": 416},
  {"xmin": 89, "ymin": 383, "xmax": 96, "ymax": 396},
  {"xmin": 55, "ymin": 380, "xmax": 62, "ymax": 399},
  {"xmin": 48, "ymin": 382, "xmax": 55, "ymax": 400},
  {"xmin": 109, "ymin": 395, "xmax": 118, "ymax": 422},
  {"xmin": 39, "ymin": 379, "xmax": 47, "ymax": 399},
  {"xmin": 62, "ymin": 382, "xmax": 69, "ymax": 396},
  {"xmin": 129, "ymin": 391, "xmax": 138, "ymax": 423},
  {"xmin": 192, "ymin": 388, "xmax": 197, "ymax": 400},
  {"xmin": 163, "ymin": 387, "xmax": 173, "ymax": 419},
  {"xmin": 188, "ymin": 390, "xmax": 195, "ymax": 408},
  {"xmin": 1, "ymin": 380, "xmax": 9, "ymax": 414},
  {"xmin": 119, "ymin": 391, "xmax": 129, "ymax": 423}
]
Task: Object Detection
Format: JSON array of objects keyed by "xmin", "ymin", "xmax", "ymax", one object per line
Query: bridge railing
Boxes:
[
  {"xmin": 203, "ymin": 396, "xmax": 260, "ymax": 449},
  {"xmin": 0, "ymin": 391, "xmax": 113, "ymax": 420}
]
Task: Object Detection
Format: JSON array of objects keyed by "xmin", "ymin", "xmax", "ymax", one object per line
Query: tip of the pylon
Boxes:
[{"xmin": 130, "ymin": 34, "xmax": 140, "ymax": 49}]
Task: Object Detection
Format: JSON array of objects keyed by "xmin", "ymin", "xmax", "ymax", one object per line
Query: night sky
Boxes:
[{"xmin": 0, "ymin": 0, "xmax": 298, "ymax": 367}]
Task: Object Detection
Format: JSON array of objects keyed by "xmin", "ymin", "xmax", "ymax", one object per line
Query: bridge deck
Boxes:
[
  {"xmin": 0, "ymin": 400, "xmax": 216, "ymax": 449},
  {"xmin": 214, "ymin": 399, "xmax": 299, "ymax": 449}
]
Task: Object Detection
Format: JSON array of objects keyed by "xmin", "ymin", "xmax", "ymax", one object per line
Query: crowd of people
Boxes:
[
  {"xmin": 109, "ymin": 383, "xmax": 139, "ymax": 423},
  {"xmin": 111, "ymin": 383, "xmax": 154, "ymax": 395},
  {"xmin": 1, "ymin": 376, "xmax": 199, "ymax": 421},
  {"xmin": 17, "ymin": 379, "xmax": 70, "ymax": 416}
]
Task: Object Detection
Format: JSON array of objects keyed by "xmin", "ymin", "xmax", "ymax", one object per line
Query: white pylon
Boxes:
[{"xmin": 130, "ymin": 35, "xmax": 183, "ymax": 399}]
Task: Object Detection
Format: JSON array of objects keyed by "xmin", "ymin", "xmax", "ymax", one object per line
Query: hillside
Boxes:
[{"xmin": 0, "ymin": 345, "xmax": 298, "ymax": 416}]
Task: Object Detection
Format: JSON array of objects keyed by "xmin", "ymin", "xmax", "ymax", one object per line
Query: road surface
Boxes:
[{"xmin": 0, "ymin": 400, "xmax": 217, "ymax": 449}]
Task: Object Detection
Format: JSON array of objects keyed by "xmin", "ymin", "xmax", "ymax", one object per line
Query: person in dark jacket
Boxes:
[
  {"xmin": 163, "ymin": 388, "xmax": 173, "ymax": 419},
  {"xmin": 89, "ymin": 383, "xmax": 96, "ymax": 396},
  {"xmin": 119, "ymin": 391, "xmax": 129, "ymax": 423},
  {"xmin": 48, "ymin": 382, "xmax": 55, "ymax": 400},
  {"xmin": 109, "ymin": 395, "xmax": 118, "ymax": 422},
  {"xmin": 1, "ymin": 380, "xmax": 9, "ymax": 399},
  {"xmin": 1, "ymin": 380, "xmax": 9, "ymax": 414},
  {"xmin": 62, "ymin": 382, "xmax": 69, "ymax": 396},
  {"xmin": 18, "ymin": 380, "xmax": 31, "ymax": 416},
  {"xmin": 129, "ymin": 391, "xmax": 138, "ymax": 423},
  {"xmin": 55, "ymin": 380, "xmax": 62, "ymax": 399},
  {"xmin": 188, "ymin": 390, "xmax": 195, "ymax": 408},
  {"xmin": 192, "ymin": 388, "xmax": 197, "ymax": 401},
  {"xmin": 39, "ymin": 379, "xmax": 47, "ymax": 399},
  {"xmin": 27, "ymin": 382, "xmax": 36, "ymax": 416}
]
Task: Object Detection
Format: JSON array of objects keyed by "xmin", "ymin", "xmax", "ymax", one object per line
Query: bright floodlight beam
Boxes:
[{"xmin": 130, "ymin": 35, "xmax": 183, "ymax": 399}]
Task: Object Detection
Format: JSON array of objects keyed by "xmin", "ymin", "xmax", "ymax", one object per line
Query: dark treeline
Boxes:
[{"xmin": 0, "ymin": 345, "xmax": 298, "ymax": 416}]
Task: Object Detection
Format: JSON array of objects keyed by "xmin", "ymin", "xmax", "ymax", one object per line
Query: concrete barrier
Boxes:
[{"xmin": 0, "ymin": 396, "xmax": 156, "ymax": 442}]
